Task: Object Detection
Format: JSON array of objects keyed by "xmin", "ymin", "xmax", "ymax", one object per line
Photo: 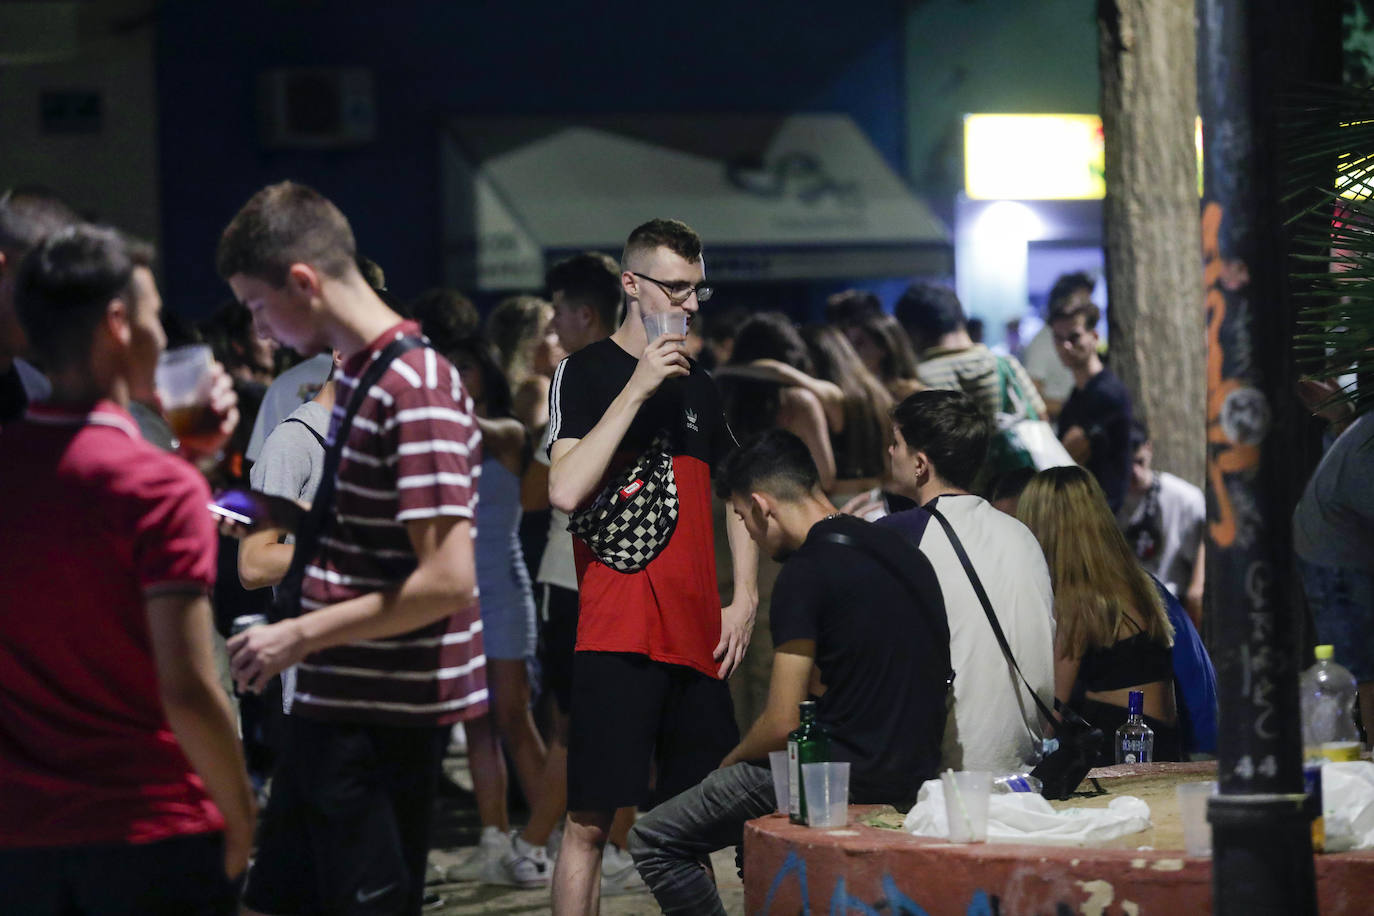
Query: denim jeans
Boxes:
[
  {"xmin": 627, "ymin": 761, "xmax": 777, "ymax": 916},
  {"xmin": 1299, "ymin": 557, "xmax": 1374, "ymax": 682}
]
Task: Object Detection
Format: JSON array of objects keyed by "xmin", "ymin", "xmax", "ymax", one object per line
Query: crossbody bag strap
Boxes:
[
  {"xmin": 281, "ymin": 416, "xmax": 327, "ymax": 449},
  {"xmin": 924, "ymin": 502, "xmax": 1060, "ymax": 726},
  {"xmin": 272, "ymin": 335, "xmax": 425, "ymax": 621},
  {"xmin": 815, "ymin": 529, "xmax": 954, "ymax": 686}
]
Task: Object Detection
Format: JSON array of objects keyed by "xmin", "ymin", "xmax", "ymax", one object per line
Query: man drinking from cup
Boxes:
[{"xmin": 545, "ymin": 218, "xmax": 759, "ymax": 915}]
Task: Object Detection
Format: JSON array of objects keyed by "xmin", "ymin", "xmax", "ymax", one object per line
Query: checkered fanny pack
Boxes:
[{"xmin": 567, "ymin": 432, "xmax": 679, "ymax": 573}]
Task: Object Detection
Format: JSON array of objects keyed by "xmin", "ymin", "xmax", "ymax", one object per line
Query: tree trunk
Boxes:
[{"xmin": 1098, "ymin": 0, "xmax": 1206, "ymax": 487}]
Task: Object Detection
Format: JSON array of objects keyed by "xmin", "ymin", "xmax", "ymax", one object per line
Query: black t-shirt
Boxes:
[
  {"xmin": 770, "ymin": 514, "xmax": 950, "ymax": 807},
  {"xmin": 1057, "ymin": 367, "xmax": 1133, "ymax": 512},
  {"xmin": 547, "ymin": 337, "xmax": 734, "ymax": 470},
  {"xmin": 0, "ymin": 363, "xmax": 28, "ymax": 425}
]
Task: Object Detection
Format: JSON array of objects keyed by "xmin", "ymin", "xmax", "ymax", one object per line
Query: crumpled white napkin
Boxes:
[
  {"xmin": 1321, "ymin": 761, "xmax": 1374, "ymax": 852},
  {"xmin": 902, "ymin": 778, "xmax": 1151, "ymax": 847}
]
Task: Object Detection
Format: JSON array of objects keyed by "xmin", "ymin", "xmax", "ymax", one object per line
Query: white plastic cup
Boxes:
[
  {"xmin": 942, "ymin": 770, "xmax": 992, "ymax": 842},
  {"xmin": 1177, "ymin": 780, "xmax": 1216, "ymax": 856},
  {"xmin": 155, "ymin": 344, "xmax": 217, "ymax": 442},
  {"xmin": 643, "ymin": 310, "xmax": 688, "ymax": 345},
  {"xmin": 768, "ymin": 750, "xmax": 790, "ymax": 815},
  {"xmin": 801, "ymin": 761, "xmax": 849, "ymax": 828},
  {"xmin": 156, "ymin": 344, "xmax": 214, "ymax": 406}
]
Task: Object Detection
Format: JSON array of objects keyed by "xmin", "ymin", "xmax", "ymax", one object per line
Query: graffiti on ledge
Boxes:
[{"xmin": 756, "ymin": 850, "xmax": 1146, "ymax": 915}]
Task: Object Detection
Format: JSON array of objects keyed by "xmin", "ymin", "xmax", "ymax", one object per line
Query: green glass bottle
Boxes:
[{"xmin": 787, "ymin": 700, "xmax": 831, "ymax": 825}]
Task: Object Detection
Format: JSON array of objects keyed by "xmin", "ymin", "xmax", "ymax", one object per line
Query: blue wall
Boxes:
[{"xmin": 155, "ymin": 0, "xmax": 907, "ymax": 315}]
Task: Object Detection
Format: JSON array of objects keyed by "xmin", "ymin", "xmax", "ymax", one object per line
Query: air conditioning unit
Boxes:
[{"xmin": 257, "ymin": 68, "xmax": 376, "ymax": 149}]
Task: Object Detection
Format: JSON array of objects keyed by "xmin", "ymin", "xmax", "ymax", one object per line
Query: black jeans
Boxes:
[
  {"xmin": 627, "ymin": 762, "xmax": 776, "ymax": 916},
  {"xmin": 0, "ymin": 832, "xmax": 234, "ymax": 916}
]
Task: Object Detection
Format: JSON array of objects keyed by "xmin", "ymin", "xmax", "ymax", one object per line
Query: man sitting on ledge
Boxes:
[{"xmin": 627, "ymin": 429, "xmax": 951, "ymax": 916}]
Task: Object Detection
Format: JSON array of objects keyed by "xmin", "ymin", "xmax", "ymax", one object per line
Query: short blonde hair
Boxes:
[{"xmin": 1016, "ymin": 465, "xmax": 1172, "ymax": 657}]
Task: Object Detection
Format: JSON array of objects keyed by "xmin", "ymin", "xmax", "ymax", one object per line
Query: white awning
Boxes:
[{"xmin": 440, "ymin": 114, "xmax": 950, "ymax": 290}]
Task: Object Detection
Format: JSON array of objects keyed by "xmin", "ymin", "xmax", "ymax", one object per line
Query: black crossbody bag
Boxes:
[
  {"xmin": 926, "ymin": 504, "xmax": 1104, "ymax": 800},
  {"xmin": 271, "ymin": 336, "xmax": 424, "ymax": 622}
]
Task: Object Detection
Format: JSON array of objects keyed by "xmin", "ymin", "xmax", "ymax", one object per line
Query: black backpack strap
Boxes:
[
  {"xmin": 924, "ymin": 502, "xmax": 1062, "ymax": 726},
  {"xmin": 281, "ymin": 416, "xmax": 327, "ymax": 449},
  {"xmin": 272, "ymin": 335, "xmax": 425, "ymax": 621}
]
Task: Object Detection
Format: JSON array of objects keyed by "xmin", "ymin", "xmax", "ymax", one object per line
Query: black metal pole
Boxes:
[{"xmin": 1197, "ymin": 1, "xmax": 1326, "ymax": 912}]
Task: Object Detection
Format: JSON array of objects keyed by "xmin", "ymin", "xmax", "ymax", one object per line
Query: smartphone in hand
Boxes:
[{"xmin": 208, "ymin": 488, "xmax": 307, "ymax": 533}]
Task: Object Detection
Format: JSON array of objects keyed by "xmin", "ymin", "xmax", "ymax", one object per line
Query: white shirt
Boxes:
[
  {"xmin": 245, "ymin": 353, "xmax": 334, "ymax": 463},
  {"xmin": 884, "ymin": 494, "xmax": 1056, "ymax": 774},
  {"xmin": 1117, "ymin": 470, "xmax": 1205, "ymax": 598},
  {"xmin": 534, "ymin": 425, "xmax": 578, "ymax": 591},
  {"xmin": 1021, "ymin": 324, "xmax": 1076, "ymax": 405}
]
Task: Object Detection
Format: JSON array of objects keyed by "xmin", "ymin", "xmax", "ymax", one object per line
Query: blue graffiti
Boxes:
[
  {"xmin": 758, "ymin": 853, "xmax": 991, "ymax": 915},
  {"xmin": 759, "ymin": 850, "xmax": 810, "ymax": 915}
]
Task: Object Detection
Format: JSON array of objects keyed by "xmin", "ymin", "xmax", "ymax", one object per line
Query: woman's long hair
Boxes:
[
  {"xmin": 1016, "ymin": 465, "xmax": 1172, "ymax": 658},
  {"xmin": 844, "ymin": 312, "xmax": 922, "ymax": 394},
  {"xmin": 802, "ymin": 324, "xmax": 892, "ymax": 479},
  {"xmin": 485, "ymin": 295, "xmax": 553, "ymax": 388},
  {"xmin": 721, "ymin": 312, "xmax": 814, "ymax": 437}
]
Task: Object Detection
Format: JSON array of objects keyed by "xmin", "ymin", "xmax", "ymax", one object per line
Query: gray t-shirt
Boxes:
[
  {"xmin": 247, "ymin": 398, "xmax": 330, "ymax": 715},
  {"xmin": 245, "ymin": 353, "xmax": 334, "ymax": 463},
  {"xmin": 1294, "ymin": 414, "xmax": 1374, "ymax": 571},
  {"xmin": 249, "ymin": 399, "xmax": 331, "ymax": 539}
]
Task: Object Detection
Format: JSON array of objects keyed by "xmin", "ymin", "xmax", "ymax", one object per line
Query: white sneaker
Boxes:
[
  {"xmin": 600, "ymin": 842, "xmax": 647, "ymax": 896},
  {"xmin": 445, "ymin": 825, "xmax": 509, "ymax": 882},
  {"xmin": 494, "ymin": 832, "xmax": 552, "ymax": 888},
  {"xmin": 546, "ymin": 822, "xmax": 564, "ymax": 862}
]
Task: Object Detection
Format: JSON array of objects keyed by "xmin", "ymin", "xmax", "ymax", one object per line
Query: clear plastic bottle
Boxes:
[
  {"xmin": 1115, "ymin": 689, "xmax": 1155, "ymax": 763},
  {"xmin": 1301, "ymin": 645, "xmax": 1361, "ymax": 762}
]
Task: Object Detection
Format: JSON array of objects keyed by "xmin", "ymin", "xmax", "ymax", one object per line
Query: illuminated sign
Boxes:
[
  {"xmin": 965, "ymin": 114, "xmax": 1205, "ymax": 200},
  {"xmin": 965, "ymin": 114, "xmax": 1105, "ymax": 200}
]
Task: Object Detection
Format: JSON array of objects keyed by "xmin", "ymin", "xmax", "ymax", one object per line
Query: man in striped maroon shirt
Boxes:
[{"xmin": 217, "ymin": 182, "xmax": 486, "ymax": 916}]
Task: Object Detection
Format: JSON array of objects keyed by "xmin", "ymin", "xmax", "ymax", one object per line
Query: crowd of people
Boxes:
[{"xmin": 9, "ymin": 174, "xmax": 1366, "ymax": 916}]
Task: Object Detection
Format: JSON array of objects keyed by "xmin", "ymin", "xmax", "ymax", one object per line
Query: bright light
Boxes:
[
  {"xmin": 975, "ymin": 200, "xmax": 1044, "ymax": 243},
  {"xmin": 967, "ymin": 113, "xmax": 1205, "ymax": 200},
  {"xmin": 965, "ymin": 114, "xmax": 1105, "ymax": 200}
]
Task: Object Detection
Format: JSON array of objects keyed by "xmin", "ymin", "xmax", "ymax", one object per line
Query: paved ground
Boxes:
[
  {"xmin": 424, "ymin": 848, "xmax": 743, "ymax": 915},
  {"xmin": 422, "ymin": 751, "xmax": 743, "ymax": 915}
]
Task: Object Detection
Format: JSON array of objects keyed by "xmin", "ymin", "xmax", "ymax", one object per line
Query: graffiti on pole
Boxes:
[{"xmin": 1202, "ymin": 200, "xmax": 1267, "ymax": 552}]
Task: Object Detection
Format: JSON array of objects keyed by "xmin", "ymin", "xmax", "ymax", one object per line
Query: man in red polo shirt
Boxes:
[
  {"xmin": 0, "ymin": 224, "xmax": 257, "ymax": 914},
  {"xmin": 547, "ymin": 218, "xmax": 759, "ymax": 915}
]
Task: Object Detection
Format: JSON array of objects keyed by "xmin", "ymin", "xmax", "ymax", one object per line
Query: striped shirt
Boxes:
[
  {"xmin": 295, "ymin": 321, "xmax": 487, "ymax": 727},
  {"xmin": 916, "ymin": 344, "xmax": 1047, "ymax": 420}
]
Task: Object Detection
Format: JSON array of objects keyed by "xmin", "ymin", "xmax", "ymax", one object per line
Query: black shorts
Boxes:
[
  {"xmin": 566, "ymin": 651, "xmax": 739, "ymax": 812},
  {"xmin": 0, "ymin": 832, "xmax": 234, "ymax": 916},
  {"xmin": 240, "ymin": 715, "xmax": 447, "ymax": 916},
  {"xmin": 537, "ymin": 583, "xmax": 580, "ymax": 714}
]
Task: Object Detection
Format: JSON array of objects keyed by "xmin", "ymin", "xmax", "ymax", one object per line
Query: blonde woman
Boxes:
[
  {"xmin": 1016, "ymin": 465, "xmax": 1181, "ymax": 764},
  {"xmin": 484, "ymin": 295, "xmax": 565, "ymax": 433}
]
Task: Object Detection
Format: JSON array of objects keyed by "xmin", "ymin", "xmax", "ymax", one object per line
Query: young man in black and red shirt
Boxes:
[
  {"xmin": 218, "ymin": 182, "xmax": 486, "ymax": 916},
  {"xmin": 547, "ymin": 218, "xmax": 759, "ymax": 915}
]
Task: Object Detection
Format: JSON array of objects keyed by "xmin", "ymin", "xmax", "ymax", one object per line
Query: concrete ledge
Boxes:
[{"xmin": 743, "ymin": 807, "xmax": 1374, "ymax": 914}]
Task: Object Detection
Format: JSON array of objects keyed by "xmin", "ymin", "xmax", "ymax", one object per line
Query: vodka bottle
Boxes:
[{"xmin": 1115, "ymin": 690, "xmax": 1154, "ymax": 764}]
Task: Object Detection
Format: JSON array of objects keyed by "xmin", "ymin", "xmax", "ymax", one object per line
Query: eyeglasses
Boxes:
[{"xmin": 631, "ymin": 272, "xmax": 713, "ymax": 305}]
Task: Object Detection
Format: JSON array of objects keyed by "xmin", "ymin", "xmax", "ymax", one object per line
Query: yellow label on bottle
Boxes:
[{"xmin": 1319, "ymin": 742, "xmax": 1362, "ymax": 762}]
